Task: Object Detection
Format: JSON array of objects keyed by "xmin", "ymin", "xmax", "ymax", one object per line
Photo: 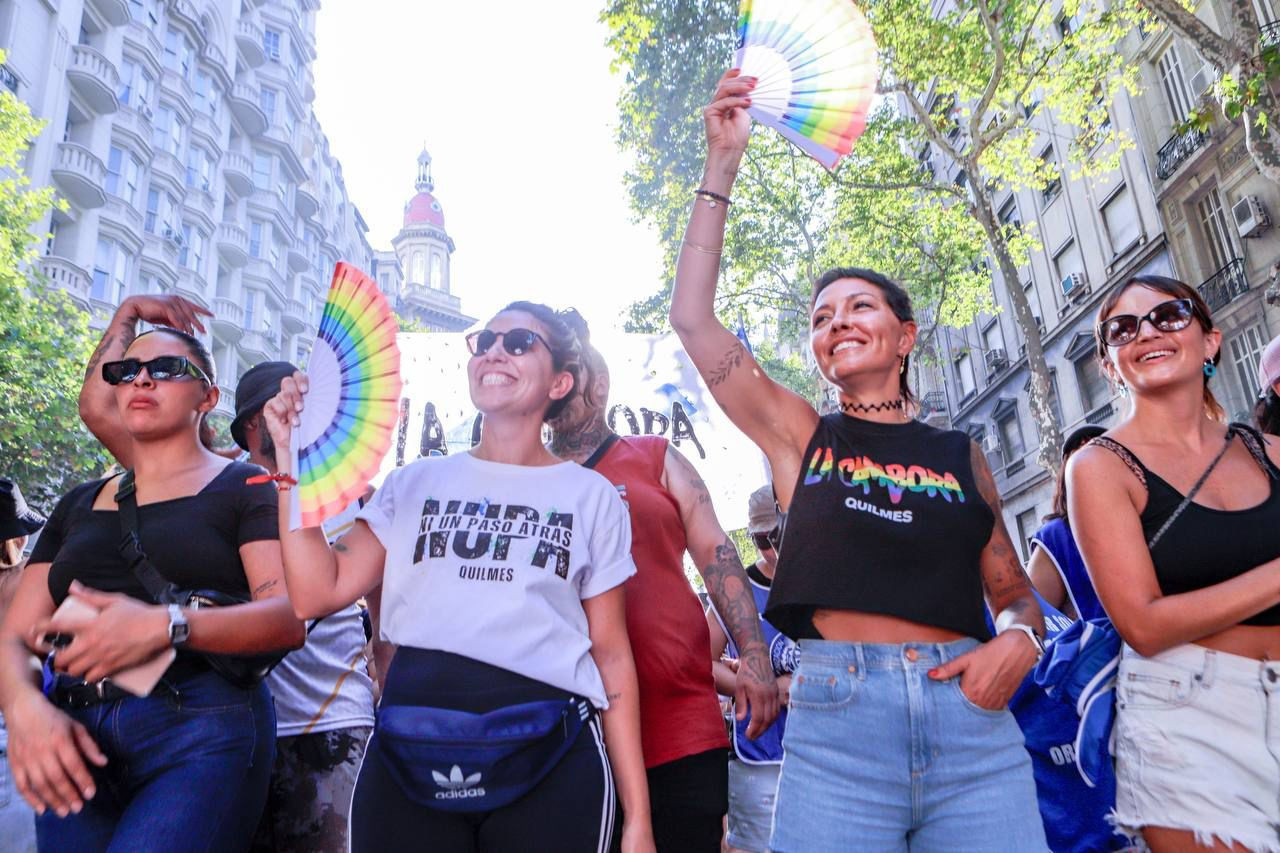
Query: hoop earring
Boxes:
[
  {"xmin": 1117, "ymin": 382, "xmax": 1129, "ymax": 398},
  {"xmin": 1203, "ymin": 359, "xmax": 1217, "ymax": 378}
]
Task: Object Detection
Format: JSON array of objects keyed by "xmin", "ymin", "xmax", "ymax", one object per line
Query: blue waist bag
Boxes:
[{"xmin": 374, "ymin": 697, "xmax": 592, "ymax": 812}]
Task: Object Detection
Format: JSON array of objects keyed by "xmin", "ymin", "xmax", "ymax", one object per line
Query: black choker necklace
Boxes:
[{"xmin": 840, "ymin": 398, "xmax": 904, "ymax": 414}]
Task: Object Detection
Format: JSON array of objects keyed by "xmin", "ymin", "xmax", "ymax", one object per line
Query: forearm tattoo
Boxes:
[
  {"xmin": 703, "ymin": 539, "xmax": 770, "ymax": 683},
  {"xmin": 252, "ymin": 579, "xmax": 279, "ymax": 599},
  {"xmin": 705, "ymin": 342, "xmax": 746, "ymax": 388},
  {"xmin": 84, "ymin": 320, "xmax": 136, "ymax": 379},
  {"xmin": 970, "ymin": 441, "xmax": 1033, "ymax": 606}
]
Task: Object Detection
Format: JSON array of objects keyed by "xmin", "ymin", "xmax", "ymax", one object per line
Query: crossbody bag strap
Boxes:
[
  {"xmin": 581, "ymin": 434, "xmax": 620, "ymax": 471},
  {"xmin": 114, "ymin": 470, "xmax": 183, "ymax": 605},
  {"xmin": 1146, "ymin": 429, "xmax": 1238, "ymax": 551}
]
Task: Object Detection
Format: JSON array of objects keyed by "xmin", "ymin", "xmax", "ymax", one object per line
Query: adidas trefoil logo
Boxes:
[{"xmin": 432, "ymin": 765, "xmax": 486, "ymax": 800}]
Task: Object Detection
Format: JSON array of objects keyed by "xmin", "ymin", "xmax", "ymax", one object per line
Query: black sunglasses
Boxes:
[
  {"xmin": 102, "ymin": 356, "xmax": 211, "ymax": 386},
  {"xmin": 1098, "ymin": 298, "xmax": 1197, "ymax": 347},
  {"xmin": 465, "ymin": 328, "xmax": 550, "ymax": 357},
  {"xmin": 752, "ymin": 528, "xmax": 781, "ymax": 551}
]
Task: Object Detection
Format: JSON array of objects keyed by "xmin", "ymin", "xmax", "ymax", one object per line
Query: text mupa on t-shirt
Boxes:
[{"xmin": 414, "ymin": 498, "xmax": 575, "ymax": 579}]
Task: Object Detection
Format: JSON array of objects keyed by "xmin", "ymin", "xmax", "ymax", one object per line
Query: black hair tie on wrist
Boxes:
[{"xmin": 694, "ymin": 188, "xmax": 732, "ymax": 208}]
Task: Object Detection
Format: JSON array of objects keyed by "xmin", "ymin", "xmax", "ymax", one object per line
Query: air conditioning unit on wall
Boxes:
[
  {"xmin": 985, "ymin": 348, "xmax": 1008, "ymax": 371},
  {"xmin": 1233, "ymin": 195, "xmax": 1271, "ymax": 238},
  {"xmin": 1061, "ymin": 272, "xmax": 1089, "ymax": 301},
  {"xmin": 982, "ymin": 433, "xmax": 1001, "ymax": 454}
]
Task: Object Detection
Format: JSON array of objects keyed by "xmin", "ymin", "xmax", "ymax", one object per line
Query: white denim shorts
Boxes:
[{"xmin": 1113, "ymin": 643, "xmax": 1280, "ymax": 851}]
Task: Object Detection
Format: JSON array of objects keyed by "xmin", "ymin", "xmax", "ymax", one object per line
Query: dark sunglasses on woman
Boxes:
[
  {"xmin": 752, "ymin": 528, "xmax": 780, "ymax": 552},
  {"xmin": 465, "ymin": 328, "xmax": 550, "ymax": 357},
  {"xmin": 1098, "ymin": 298, "xmax": 1197, "ymax": 347},
  {"xmin": 102, "ymin": 356, "xmax": 211, "ymax": 386}
]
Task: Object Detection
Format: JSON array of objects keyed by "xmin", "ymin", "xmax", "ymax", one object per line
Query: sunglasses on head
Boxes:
[
  {"xmin": 752, "ymin": 528, "xmax": 780, "ymax": 551},
  {"xmin": 102, "ymin": 356, "xmax": 211, "ymax": 386},
  {"xmin": 465, "ymin": 328, "xmax": 550, "ymax": 357},
  {"xmin": 1098, "ymin": 298, "xmax": 1197, "ymax": 347}
]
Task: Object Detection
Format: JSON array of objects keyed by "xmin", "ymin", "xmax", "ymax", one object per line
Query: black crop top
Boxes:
[
  {"xmin": 29, "ymin": 462, "xmax": 279, "ymax": 605},
  {"xmin": 764, "ymin": 414, "xmax": 995, "ymax": 641},
  {"xmin": 1093, "ymin": 427, "xmax": 1280, "ymax": 626}
]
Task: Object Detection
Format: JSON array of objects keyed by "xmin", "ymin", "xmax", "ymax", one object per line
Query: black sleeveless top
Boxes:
[
  {"xmin": 1093, "ymin": 425, "xmax": 1280, "ymax": 626},
  {"xmin": 764, "ymin": 414, "xmax": 995, "ymax": 641}
]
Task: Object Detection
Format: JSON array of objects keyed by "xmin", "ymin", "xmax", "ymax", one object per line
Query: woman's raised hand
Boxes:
[
  {"xmin": 261, "ymin": 370, "xmax": 309, "ymax": 459},
  {"xmin": 703, "ymin": 69, "xmax": 756, "ymax": 170}
]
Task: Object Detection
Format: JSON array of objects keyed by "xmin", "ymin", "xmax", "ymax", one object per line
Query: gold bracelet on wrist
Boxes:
[{"xmin": 682, "ymin": 239, "xmax": 724, "ymax": 256}]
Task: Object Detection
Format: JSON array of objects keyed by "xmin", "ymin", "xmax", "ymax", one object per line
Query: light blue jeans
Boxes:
[{"xmin": 769, "ymin": 639, "xmax": 1048, "ymax": 852}]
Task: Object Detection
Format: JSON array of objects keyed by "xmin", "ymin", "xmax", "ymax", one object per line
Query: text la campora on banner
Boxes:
[{"xmin": 372, "ymin": 332, "xmax": 769, "ymax": 532}]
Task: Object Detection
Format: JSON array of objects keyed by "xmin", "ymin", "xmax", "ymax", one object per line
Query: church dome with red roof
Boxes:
[{"xmin": 404, "ymin": 191, "xmax": 445, "ymax": 227}]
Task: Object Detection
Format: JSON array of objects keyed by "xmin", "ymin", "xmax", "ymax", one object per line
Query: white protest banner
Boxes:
[{"xmin": 379, "ymin": 332, "xmax": 769, "ymax": 531}]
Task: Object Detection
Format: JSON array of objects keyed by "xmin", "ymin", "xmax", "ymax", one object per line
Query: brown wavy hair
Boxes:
[{"xmin": 1093, "ymin": 274, "xmax": 1224, "ymax": 422}]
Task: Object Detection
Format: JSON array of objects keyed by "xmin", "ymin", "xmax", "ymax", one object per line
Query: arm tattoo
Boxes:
[
  {"xmin": 252, "ymin": 579, "xmax": 279, "ymax": 598},
  {"xmin": 606, "ymin": 691, "xmax": 621, "ymax": 701},
  {"xmin": 705, "ymin": 342, "xmax": 746, "ymax": 388},
  {"xmin": 84, "ymin": 333, "xmax": 115, "ymax": 379},
  {"xmin": 333, "ymin": 541, "xmax": 349, "ymax": 553},
  {"xmin": 701, "ymin": 539, "xmax": 770, "ymax": 683}
]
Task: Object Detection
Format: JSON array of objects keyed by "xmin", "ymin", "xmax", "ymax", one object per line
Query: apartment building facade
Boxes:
[
  {"xmin": 0, "ymin": 0, "xmax": 378, "ymax": 425},
  {"xmin": 913, "ymin": 0, "xmax": 1280, "ymax": 550}
]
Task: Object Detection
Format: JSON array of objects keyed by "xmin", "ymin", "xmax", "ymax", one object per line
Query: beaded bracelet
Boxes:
[{"xmin": 694, "ymin": 188, "xmax": 733, "ymax": 208}]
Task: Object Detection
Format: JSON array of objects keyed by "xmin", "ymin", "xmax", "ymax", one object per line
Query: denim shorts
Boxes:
[
  {"xmin": 769, "ymin": 638, "xmax": 1048, "ymax": 852},
  {"xmin": 1114, "ymin": 643, "xmax": 1280, "ymax": 850},
  {"xmin": 725, "ymin": 759, "xmax": 780, "ymax": 853}
]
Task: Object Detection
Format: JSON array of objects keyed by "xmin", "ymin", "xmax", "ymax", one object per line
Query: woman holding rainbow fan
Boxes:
[
  {"xmin": 668, "ymin": 69, "xmax": 1048, "ymax": 850},
  {"xmin": 262, "ymin": 301, "xmax": 654, "ymax": 853}
]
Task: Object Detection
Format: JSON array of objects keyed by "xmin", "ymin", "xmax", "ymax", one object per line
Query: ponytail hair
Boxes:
[{"xmin": 1094, "ymin": 275, "xmax": 1224, "ymax": 422}]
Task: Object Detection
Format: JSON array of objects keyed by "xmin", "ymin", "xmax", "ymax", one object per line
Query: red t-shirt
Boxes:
[{"xmin": 592, "ymin": 435, "xmax": 729, "ymax": 768}]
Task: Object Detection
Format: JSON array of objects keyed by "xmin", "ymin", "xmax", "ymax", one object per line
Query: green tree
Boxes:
[
  {"xmin": 1137, "ymin": 0, "xmax": 1280, "ymax": 183},
  {"xmin": 0, "ymin": 60, "xmax": 108, "ymax": 510},
  {"xmin": 604, "ymin": 0, "xmax": 1146, "ymax": 474}
]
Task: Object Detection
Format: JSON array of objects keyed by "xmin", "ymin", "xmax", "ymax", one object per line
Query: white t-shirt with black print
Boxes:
[{"xmin": 358, "ymin": 452, "xmax": 637, "ymax": 709}]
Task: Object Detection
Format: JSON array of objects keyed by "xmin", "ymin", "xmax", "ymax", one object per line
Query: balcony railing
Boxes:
[
  {"xmin": 1156, "ymin": 127, "xmax": 1210, "ymax": 180},
  {"xmin": 1084, "ymin": 400, "xmax": 1116, "ymax": 426},
  {"xmin": 1263, "ymin": 21, "xmax": 1280, "ymax": 47},
  {"xmin": 1197, "ymin": 257, "xmax": 1250, "ymax": 312},
  {"xmin": 919, "ymin": 391, "xmax": 947, "ymax": 418}
]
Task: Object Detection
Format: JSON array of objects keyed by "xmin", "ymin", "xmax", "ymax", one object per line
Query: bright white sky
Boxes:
[{"xmin": 312, "ymin": 0, "xmax": 665, "ymax": 334}]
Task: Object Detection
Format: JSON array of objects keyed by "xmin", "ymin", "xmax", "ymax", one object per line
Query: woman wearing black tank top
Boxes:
[
  {"xmin": 668, "ymin": 71, "xmax": 1048, "ymax": 851},
  {"xmin": 1068, "ymin": 275, "xmax": 1280, "ymax": 851}
]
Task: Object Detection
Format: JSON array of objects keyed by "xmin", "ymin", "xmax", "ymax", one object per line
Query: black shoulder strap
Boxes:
[
  {"xmin": 1228, "ymin": 422, "xmax": 1278, "ymax": 478},
  {"xmin": 1146, "ymin": 429, "xmax": 1237, "ymax": 550},
  {"xmin": 114, "ymin": 470, "xmax": 183, "ymax": 605},
  {"xmin": 582, "ymin": 434, "xmax": 620, "ymax": 471}
]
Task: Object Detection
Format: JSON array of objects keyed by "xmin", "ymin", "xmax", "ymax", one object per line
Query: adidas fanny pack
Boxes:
[{"xmin": 374, "ymin": 697, "xmax": 593, "ymax": 812}]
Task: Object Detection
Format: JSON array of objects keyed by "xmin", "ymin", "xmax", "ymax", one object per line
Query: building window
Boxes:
[
  {"xmin": 144, "ymin": 187, "xmax": 176, "ymax": 235},
  {"xmin": 955, "ymin": 351, "xmax": 977, "ymax": 399},
  {"xmin": 252, "ymin": 151, "xmax": 272, "ymax": 192},
  {"xmin": 91, "ymin": 238, "xmax": 130, "ymax": 303},
  {"xmin": 262, "ymin": 28, "xmax": 281, "ymax": 61},
  {"xmin": 998, "ymin": 198, "xmax": 1021, "ymax": 231},
  {"xmin": 996, "ymin": 407, "xmax": 1026, "ymax": 468},
  {"xmin": 411, "ymin": 251, "xmax": 425, "ymax": 284},
  {"xmin": 162, "ymin": 28, "xmax": 193, "ymax": 80},
  {"xmin": 1196, "ymin": 188, "xmax": 1239, "ymax": 271},
  {"xmin": 1052, "ymin": 239, "xmax": 1082, "ymax": 288},
  {"xmin": 379, "ymin": 273, "xmax": 391, "ymax": 293},
  {"xmin": 259, "ymin": 87, "xmax": 277, "ymax": 123},
  {"xmin": 186, "ymin": 146, "xmax": 213, "ymax": 191},
  {"xmin": 1015, "ymin": 508, "xmax": 1039, "ymax": 562},
  {"xmin": 117, "ymin": 59, "xmax": 153, "ymax": 111},
  {"xmin": 1157, "ymin": 44, "xmax": 1194, "ymax": 124},
  {"xmin": 1227, "ymin": 322, "xmax": 1270, "ymax": 418},
  {"xmin": 179, "ymin": 223, "xmax": 204, "ymax": 274},
  {"xmin": 1101, "ymin": 185, "xmax": 1140, "ymax": 255},
  {"xmin": 244, "ymin": 289, "xmax": 258, "ymax": 330},
  {"xmin": 194, "ymin": 72, "xmax": 218, "ymax": 121},
  {"xmin": 289, "ymin": 42, "xmax": 303, "ymax": 81},
  {"xmin": 128, "ymin": 0, "xmax": 159, "ymax": 26},
  {"xmin": 982, "ymin": 322, "xmax": 1005, "ymax": 367},
  {"xmin": 1040, "ymin": 147, "xmax": 1061, "ymax": 204},
  {"xmin": 106, "ymin": 146, "xmax": 140, "ymax": 206},
  {"xmin": 249, "ymin": 220, "xmax": 265, "ymax": 258},
  {"xmin": 430, "ymin": 254, "xmax": 442, "ymax": 290},
  {"xmin": 1074, "ymin": 353, "xmax": 1112, "ymax": 414}
]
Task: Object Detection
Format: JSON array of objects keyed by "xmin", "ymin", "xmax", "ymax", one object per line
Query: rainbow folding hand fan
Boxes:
[
  {"xmin": 734, "ymin": 0, "xmax": 878, "ymax": 170},
  {"xmin": 289, "ymin": 262, "xmax": 402, "ymax": 530}
]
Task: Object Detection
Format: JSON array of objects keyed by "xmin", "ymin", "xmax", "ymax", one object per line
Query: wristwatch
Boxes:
[
  {"xmin": 1002, "ymin": 623, "xmax": 1045, "ymax": 661},
  {"xmin": 167, "ymin": 604, "xmax": 190, "ymax": 648}
]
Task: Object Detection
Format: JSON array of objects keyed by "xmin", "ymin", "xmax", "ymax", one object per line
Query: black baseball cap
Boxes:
[{"xmin": 231, "ymin": 361, "xmax": 299, "ymax": 451}]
